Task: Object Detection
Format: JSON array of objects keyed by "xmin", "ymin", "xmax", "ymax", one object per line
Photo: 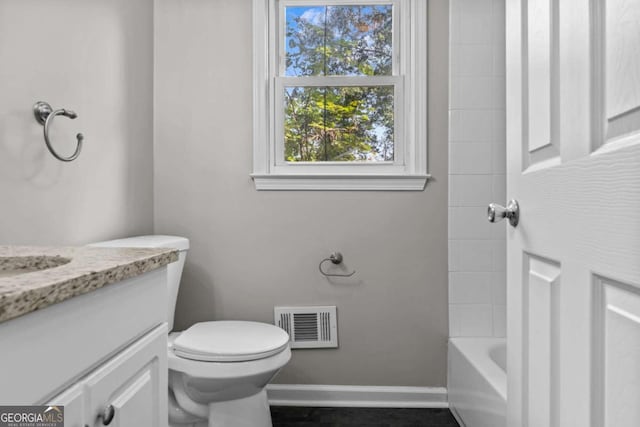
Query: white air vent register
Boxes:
[{"xmin": 274, "ymin": 306, "xmax": 338, "ymax": 349}]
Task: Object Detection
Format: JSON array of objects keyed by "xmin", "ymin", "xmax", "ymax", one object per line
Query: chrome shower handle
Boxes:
[{"xmin": 488, "ymin": 199, "xmax": 520, "ymax": 227}]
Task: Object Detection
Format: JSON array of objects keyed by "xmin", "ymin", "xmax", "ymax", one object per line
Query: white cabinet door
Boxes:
[
  {"xmin": 84, "ymin": 325, "xmax": 168, "ymax": 427},
  {"xmin": 505, "ymin": 0, "xmax": 640, "ymax": 426},
  {"xmin": 47, "ymin": 383, "xmax": 85, "ymax": 427}
]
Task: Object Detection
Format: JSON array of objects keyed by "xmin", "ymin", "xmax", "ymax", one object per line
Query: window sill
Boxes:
[{"xmin": 251, "ymin": 174, "xmax": 430, "ymax": 191}]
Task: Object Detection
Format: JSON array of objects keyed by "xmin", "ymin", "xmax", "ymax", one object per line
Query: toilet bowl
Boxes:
[
  {"xmin": 167, "ymin": 321, "xmax": 291, "ymax": 427},
  {"xmin": 89, "ymin": 236, "xmax": 291, "ymax": 427}
]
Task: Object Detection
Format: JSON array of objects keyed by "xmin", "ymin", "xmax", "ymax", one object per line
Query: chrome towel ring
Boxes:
[
  {"xmin": 33, "ymin": 101, "xmax": 85, "ymax": 162},
  {"xmin": 319, "ymin": 252, "xmax": 356, "ymax": 278}
]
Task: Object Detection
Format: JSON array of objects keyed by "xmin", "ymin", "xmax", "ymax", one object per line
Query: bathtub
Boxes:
[{"xmin": 448, "ymin": 338, "xmax": 506, "ymax": 427}]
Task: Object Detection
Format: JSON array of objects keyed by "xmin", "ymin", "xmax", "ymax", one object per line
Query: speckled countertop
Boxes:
[{"xmin": 0, "ymin": 246, "xmax": 178, "ymax": 323}]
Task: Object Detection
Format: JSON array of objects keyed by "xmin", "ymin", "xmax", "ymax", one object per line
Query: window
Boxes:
[{"xmin": 252, "ymin": 0, "xmax": 428, "ymax": 190}]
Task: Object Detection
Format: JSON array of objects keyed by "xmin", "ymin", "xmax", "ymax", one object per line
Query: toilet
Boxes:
[{"xmin": 89, "ymin": 235, "xmax": 291, "ymax": 427}]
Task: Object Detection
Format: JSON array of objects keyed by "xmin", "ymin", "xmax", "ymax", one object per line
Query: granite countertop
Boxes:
[{"xmin": 0, "ymin": 246, "xmax": 178, "ymax": 323}]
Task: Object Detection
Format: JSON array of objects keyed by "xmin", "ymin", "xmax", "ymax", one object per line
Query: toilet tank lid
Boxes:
[{"xmin": 89, "ymin": 235, "xmax": 190, "ymax": 251}]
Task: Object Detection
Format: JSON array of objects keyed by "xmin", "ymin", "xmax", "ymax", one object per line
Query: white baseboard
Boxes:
[{"xmin": 266, "ymin": 384, "xmax": 448, "ymax": 408}]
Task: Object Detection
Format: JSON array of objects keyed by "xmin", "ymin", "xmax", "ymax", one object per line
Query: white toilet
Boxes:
[{"xmin": 90, "ymin": 235, "xmax": 291, "ymax": 427}]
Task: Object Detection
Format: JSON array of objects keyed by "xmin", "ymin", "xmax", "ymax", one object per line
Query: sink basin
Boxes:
[{"xmin": 0, "ymin": 256, "xmax": 71, "ymax": 278}]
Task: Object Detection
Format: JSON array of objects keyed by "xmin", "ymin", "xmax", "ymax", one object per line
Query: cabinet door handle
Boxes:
[{"xmin": 98, "ymin": 404, "xmax": 115, "ymax": 425}]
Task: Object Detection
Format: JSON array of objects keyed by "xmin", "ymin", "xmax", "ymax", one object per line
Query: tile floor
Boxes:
[{"xmin": 270, "ymin": 407, "xmax": 460, "ymax": 427}]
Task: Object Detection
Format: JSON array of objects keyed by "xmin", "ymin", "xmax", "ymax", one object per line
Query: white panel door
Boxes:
[{"xmin": 505, "ymin": 0, "xmax": 640, "ymax": 426}]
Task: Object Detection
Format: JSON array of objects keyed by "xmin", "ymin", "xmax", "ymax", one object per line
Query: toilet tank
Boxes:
[{"xmin": 88, "ymin": 235, "xmax": 189, "ymax": 332}]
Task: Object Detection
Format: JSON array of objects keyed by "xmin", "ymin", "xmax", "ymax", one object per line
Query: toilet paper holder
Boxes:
[{"xmin": 318, "ymin": 252, "xmax": 356, "ymax": 277}]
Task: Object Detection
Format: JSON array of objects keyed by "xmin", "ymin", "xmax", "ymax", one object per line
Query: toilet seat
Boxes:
[
  {"xmin": 172, "ymin": 321, "xmax": 290, "ymax": 362},
  {"xmin": 168, "ymin": 333, "xmax": 291, "ymax": 381}
]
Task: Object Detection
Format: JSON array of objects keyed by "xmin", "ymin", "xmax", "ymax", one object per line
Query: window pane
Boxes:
[
  {"xmin": 284, "ymin": 86, "xmax": 394, "ymax": 162},
  {"xmin": 285, "ymin": 5, "xmax": 393, "ymax": 76}
]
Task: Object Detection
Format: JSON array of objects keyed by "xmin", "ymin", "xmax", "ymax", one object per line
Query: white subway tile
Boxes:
[
  {"xmin": 449, "ymin": 0, "xmax": 507, "ymax": 342},
  {"xmin": 450, "ymin": 76, "xmax": 495, "ymax": 110},
  {"xmin": 449, "ymin": 304, "xmax": 462, "ymax": 336},
  {"xmin": 450, "ymin": 143, "xmax": 493, "ymax": 174},
  {"xmin": 491, "ymin": 139, "xmax": 506, "ymax": 174},
  {"xmin": 450, "ymin": 110, "xmax": 494, "ymax": 142},
  {"xmin": 450, "ymin": 304, "xmax": 494, "ymax": 337},
  {"xmin": 448, "ymin": 210, "xmax": 454, "ymax": 239},
  {"xmin": 493, "ymin": 110, "xmax": 506, "ymax": 143},
  {"xmin": 449, "ymin": 240, "xmax": 458, "ymax": 271},
  {"xmin": 492, "ymin": 239, "xmax": 506, "ymax": 272},
  {"xmin": 459, "ymin": 0, "xmax": 493, "ymax": 15},
  {"xmin": 458, "ymin": 7, "xmax": 493, "ymax": 44},
  {"xmin": 450, "ymin": 207, "xmax": 494, "ymax": 240},
  {"xmin": 491, "ymin": 174, "xmax": 506, "ymax": 204},
  {"xmin": 493, "ymin": 305, "xmax": 506, "ymax": 337},
  {"xmin": 450, "ymin": 175, "xmax": 493, "ymax": 207},
  {"xmin": 492, "ymin": 271, "xmax": 507, "ymax": 305},
  {"xmin": 449, "ymin": 239, "xmax": 494, "ymax": 272},
  {"xmin": 451, "ymin": 44, "xmax": 494, "ymax": 76},
  {"xmin": 449, "ymin": 272, "xmax": 493, "ymax": 304},
  {"xmin": 492, "ymin": 0, "xmax": 506, "ymax": 45},
  {"xmin": 449, "ymin": 0, "xmax": 463, "ymax": 44},
  {"xmin": 493, "ymin": 75, "xmax": 506, "ymax": 109},
  {"xmin": 492, "ymin": 221, "xmax": 506, "ymax": 240},
  {"xmin": 493, "ymin": 43, "xmax": 506, "ymax": 76}
]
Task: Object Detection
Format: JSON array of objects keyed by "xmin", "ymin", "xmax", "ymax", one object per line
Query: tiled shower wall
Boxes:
[{"xmin": 448, "ymin": 0, "xmax": 506, "ymax": 337}]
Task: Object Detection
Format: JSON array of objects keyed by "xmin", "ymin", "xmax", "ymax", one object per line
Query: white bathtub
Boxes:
[{"xmin": 448, "ymin": 338, "xmax": 507, "ymax": 427}]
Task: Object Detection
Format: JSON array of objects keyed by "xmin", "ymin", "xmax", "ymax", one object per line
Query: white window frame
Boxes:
[{"xmin": 252, "ymin": 0, "xmax": 429, "ymax": 191}]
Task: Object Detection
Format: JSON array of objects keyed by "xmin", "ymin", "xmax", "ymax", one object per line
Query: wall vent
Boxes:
[{"xmin": 274, "ymin": 306, "xmax": 338, "ymax": 349}]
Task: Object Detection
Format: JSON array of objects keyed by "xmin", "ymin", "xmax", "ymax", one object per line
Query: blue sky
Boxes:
[{"xmin": 284, "ymin": 5, "xmax": 392, "ymax": 76}]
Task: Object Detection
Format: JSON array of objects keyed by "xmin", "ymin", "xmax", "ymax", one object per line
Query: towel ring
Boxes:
[
  {"xmin": 319, "ymin": 252, "xmax": 356, "ymax": 278},
  {"xmin": 33, "ymin": 101, "xmax": 84, "ymax": 162}
]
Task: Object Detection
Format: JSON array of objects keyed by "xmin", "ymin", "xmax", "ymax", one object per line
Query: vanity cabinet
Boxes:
[
  {"xmin": 0, "ymin": 267, "xmax": 170, "ymax": 427},
  {"xmin": 48, "ymin": 325, "xmax": 166, "ymax": 427},
  {"xmin": 49, "ymin": 383, "xmax": 84, "ymax": 427}
]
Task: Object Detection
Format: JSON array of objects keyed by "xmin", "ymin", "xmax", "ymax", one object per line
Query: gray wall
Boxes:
[
  {"xmin": 155, "ymin": 0, "xmax": 450, "ymax": 386},
  {"xmin": 0, "ymin": 0, "xmax": 154, "ymax": 245}
]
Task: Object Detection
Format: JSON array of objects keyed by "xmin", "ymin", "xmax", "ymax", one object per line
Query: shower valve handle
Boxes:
[{"xmin": 488, "ymin": 200, "xmax": 519, "ymax": 227}]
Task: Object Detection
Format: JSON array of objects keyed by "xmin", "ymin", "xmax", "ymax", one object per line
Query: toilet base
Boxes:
[{"xmin": 208, "ymin": 389, "xmax": 272, "ymax": 427}]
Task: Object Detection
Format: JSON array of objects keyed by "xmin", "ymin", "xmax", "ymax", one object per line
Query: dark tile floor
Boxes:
[{"xmin": 270, "ymin": 407, "xmax": 460, "ymax": 427}]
